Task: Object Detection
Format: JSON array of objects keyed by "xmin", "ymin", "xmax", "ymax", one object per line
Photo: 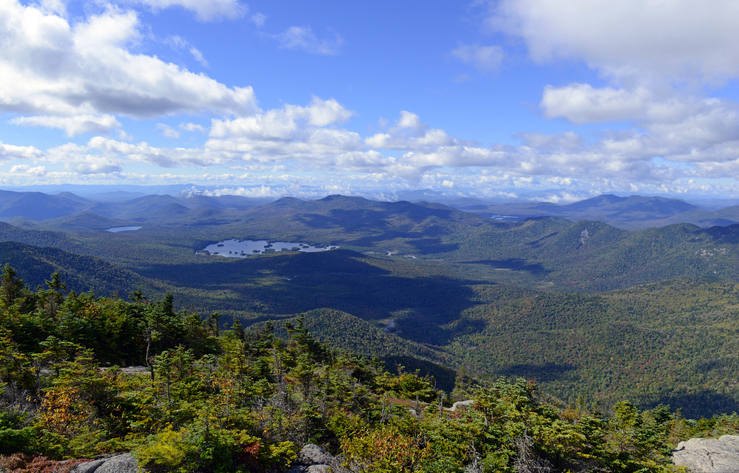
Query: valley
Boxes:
[{"xmin": 2, "ymin": 190, "xmax": 739, "ymax": 417}]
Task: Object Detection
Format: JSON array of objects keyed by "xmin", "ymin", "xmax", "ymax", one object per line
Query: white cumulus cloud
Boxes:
[
  {"xmin": 10, "ymin": 114, "xmax": 121, "ymax": 136},
  {"xmin": 0, "ymin": 142, "xmax": 43, "ymax": 160},
  {"xmin": 0, "ymin": 0, "xmax": 257, "ymax": 130},
  {"xmin": 9, "ymin": 164, "xmax": 46, "ymax": 176},
  {"xmin": 489, "ymin": 0, "xmax": 739, "ymax": 80},
  {"xmin": 180, "ymin": 123, "xmax": 206, "ymax": 133},
  {"xmin": 207, "ymin": 97, "xmax": 359, "ymax": 162},
  {"xmin": 365, "ymin": 112, "xmax": 456, "ymax": 150},
  {"xmin": 540, "ymin": 85, "xmax": 652, "ymax": 124},
  {"xmin": 156, "ymin": 124, "xmax": 181, "ymax": 138}
]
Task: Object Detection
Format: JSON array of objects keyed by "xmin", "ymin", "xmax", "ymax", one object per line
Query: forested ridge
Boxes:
[
  {"xmin": 0, "ymin": 241, "xmax": 159, "ymax": 298},
  {"xmin": 3, "ymin": 268, "xmax": 738, "ymax": 472}
]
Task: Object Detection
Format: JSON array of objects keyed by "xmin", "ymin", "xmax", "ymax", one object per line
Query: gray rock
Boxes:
[
  {"xmin": 96, "ymin": 453, "xmax": 137, "ymax": 473},
  {"xmin": 72, "ymin": 453, "xmax": 137, "ymax": 473},
  {"xmin": 73, "ymin": 459, "xmax": 107, "ymax": 473},
  {"xmin": 449, "ymin": 400, "xmax": 475, "ymax": 411},
  {"xmin": 296, "ymin": 444, "xmax": 334, "ymax": 466},
  {"xmin": 673, "ymin": 435, "xmax": 739, "ymax": 472},
  {"xmin": 307, "ymin": 466, "xmax": 332, "ymax": 473}
]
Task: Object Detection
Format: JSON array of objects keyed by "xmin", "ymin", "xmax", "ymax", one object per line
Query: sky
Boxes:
[{"xmin": 2, "ymin": 0, "xmax": 739, "ymax": 202}]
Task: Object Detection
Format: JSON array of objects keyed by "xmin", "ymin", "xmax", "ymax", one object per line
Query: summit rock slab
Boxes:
[{"xmin": 673, "ymin": 435, "xmax": 739, "ymax": 472}]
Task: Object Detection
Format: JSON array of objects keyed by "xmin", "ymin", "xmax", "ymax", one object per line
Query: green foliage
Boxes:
[
  {"xmin": 0, "ymin": 241, "xmax": 156, "ymax": 298},
  {"xmin": 443, "ymin": 278, "xmax": 739, "ymax": 418},
  {"xmin": 134, "ymin": 424, "xmax": 293, "ymax": 473},
  {"xmin": 0, "ymin": 265, "xmax": 736, "ymax": 472},
  {"xmin": 375, "ymin": 369, "xmax": 437, "ymax": 403},
  {"xmin": 0, "ymin": 426, "xmax": 34, "ymax": 455}
]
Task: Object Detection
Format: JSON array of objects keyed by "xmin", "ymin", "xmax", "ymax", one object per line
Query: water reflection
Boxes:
[
  {"xmin": 201, "ymin": 239, "xmax": 339, "ymax": 257},
  {"xmin": 106, "ymin": 226, "xmax": 142, "ymax": 232}
]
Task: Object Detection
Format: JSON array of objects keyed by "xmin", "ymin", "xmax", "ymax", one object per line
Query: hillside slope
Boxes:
[
  {"xmin": 442, "ymin": 278, "xmax": 739, "ymax": 418},
  {"xmin": 0, "ymin": 241, "xmax": 159, "ymax": 297}
]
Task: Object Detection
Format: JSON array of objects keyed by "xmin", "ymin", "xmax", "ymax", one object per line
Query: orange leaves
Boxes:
[
  {"xmin": 37, "ymin": 386, "xmax": 90, "ymax": 437},
  {"xmin": 234, "ymin": 441, "xmax": 261, "ymax": 471}
]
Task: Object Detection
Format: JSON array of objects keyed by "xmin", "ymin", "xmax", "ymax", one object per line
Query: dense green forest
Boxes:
[
  {"xmin": 3, "ymin": 269, "xmax": 739, "ymax": 472},
  {"xmin": 5, "ymin": 232, "xmax": 739, "ymax": 418},
  {"xmin": 0, "ymin": 241, "xmax": 160, "ymax": 298}
]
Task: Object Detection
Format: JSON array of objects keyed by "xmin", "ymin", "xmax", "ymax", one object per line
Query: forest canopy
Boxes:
[{"xmin": 0, "ymin": 267, "xmax": 737, "ymax": 472}]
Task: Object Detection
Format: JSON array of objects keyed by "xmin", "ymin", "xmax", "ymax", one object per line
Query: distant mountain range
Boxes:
[
  {"xmin": 2, "ymin": 189, "xmax": 739, "ymax": 230},
  {"xmin": 0, "ymin": 190, "xmax": 267, "ymax": 227},
  {"xmin": 4, "ymin": 192, "xmax": 739, "ymax": 293},
  {"xmin": 217, "ymin": 196, "xmax": 739, "ymax": 292},
  {"xmin": 450, "ymin": 194, "xmax": 739, "ymax": 229}
]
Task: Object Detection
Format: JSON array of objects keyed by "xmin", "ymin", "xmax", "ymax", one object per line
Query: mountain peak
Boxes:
[{"xmin": 319, "ymin": 194, "xmax": 371, "ymax": 203}]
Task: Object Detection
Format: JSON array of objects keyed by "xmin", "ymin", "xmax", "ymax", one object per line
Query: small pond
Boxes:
[
  {"xmin": 202, "ymin": 239, "xmax": 339, "ymax": 257},
  {"xmin": 106, "ymin": 226, "xmax": 142, "ymax": 232}
]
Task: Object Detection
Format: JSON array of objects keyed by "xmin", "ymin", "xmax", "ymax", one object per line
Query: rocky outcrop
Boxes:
[
  {"xmin": 286, "ymin": 444, "xmax": 336, "ymax": 472},
  {"xmin": 673, "ymin": 435, "xmax": 739, "ymax": 472},
  {"xmin": 449, "ymin": 400, "xmax": 475, "ymax": 411},
  {"xmin": 72, "ymin": 453, "xmax": 137, "ymax": 473}
]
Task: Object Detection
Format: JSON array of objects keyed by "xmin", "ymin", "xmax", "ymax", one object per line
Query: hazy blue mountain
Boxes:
[
  {"xmin": 2, "ymin": 189, "xmax": 739, "ymax": 230},
  {"xmin": 0, "ymin": 189, "xmax": 261, "ymax": 224},
  {"xmin": 112, "ymin": 194, "xmax": 184, "ymax": 219},
  {"xmin": 451, "ymin": 194, "xmax": 726, "ymax": 229},
  {"xmin": 246, "ymin": 194, "xmax": 477, "ymax": 223},
  {"xmin": 0, "ymin": 191, "xmax": 95, "ymax": 221}
]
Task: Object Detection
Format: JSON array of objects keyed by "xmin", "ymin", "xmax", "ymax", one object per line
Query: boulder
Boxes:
[
  {"xmin": 307, "ymin": 466, "xmax": 332, "ymax": 473},
  {"xmin": 673, "ymin": 435, "xmax": 739, "ymax": 472},
  {"xmin": 72, "ymin": 453, "xmax": 137, "ymax": 473},
  {"xmin": 449, "ymin": 400, "xmax": 475, "ymax": 411},
  {"xmin": 296, "ymin": 444, "xmax": 334, "ymax": 466},
  {"xmin": 73, "ymin": 459, "xmax": 107, "ymax": 473}
]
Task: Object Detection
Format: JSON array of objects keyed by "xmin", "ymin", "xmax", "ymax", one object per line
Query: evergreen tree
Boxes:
[{"xmin": 0, "ymin": 264, "xmax": 26, "ymax": 307}]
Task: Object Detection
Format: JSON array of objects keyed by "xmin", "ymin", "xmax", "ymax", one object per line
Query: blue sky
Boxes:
[{"xmin": 2, "ymin": 0, "xmax": 739, "ymax": 202}]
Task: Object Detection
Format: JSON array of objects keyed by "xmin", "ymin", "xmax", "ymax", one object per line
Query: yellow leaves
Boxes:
[
  {"xmin": 37, "ymin": 386, "xmax": 89, "ymax": 437},
  {"xmin": 134, "ymin": 427, "xmax": 189, "ymax": 470},
  {"xmin": 265, "ymin": 441, "xmax": 299, "ymax": 470}
]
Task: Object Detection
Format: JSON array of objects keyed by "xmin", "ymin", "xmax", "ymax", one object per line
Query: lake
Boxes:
[
  {"xmin": 202, "ymin": 239, "xmax": 339, "ymax": 257},
  {"xmin": 106, "ymin": 226, "xmax": 142, "ymax": 232}
]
